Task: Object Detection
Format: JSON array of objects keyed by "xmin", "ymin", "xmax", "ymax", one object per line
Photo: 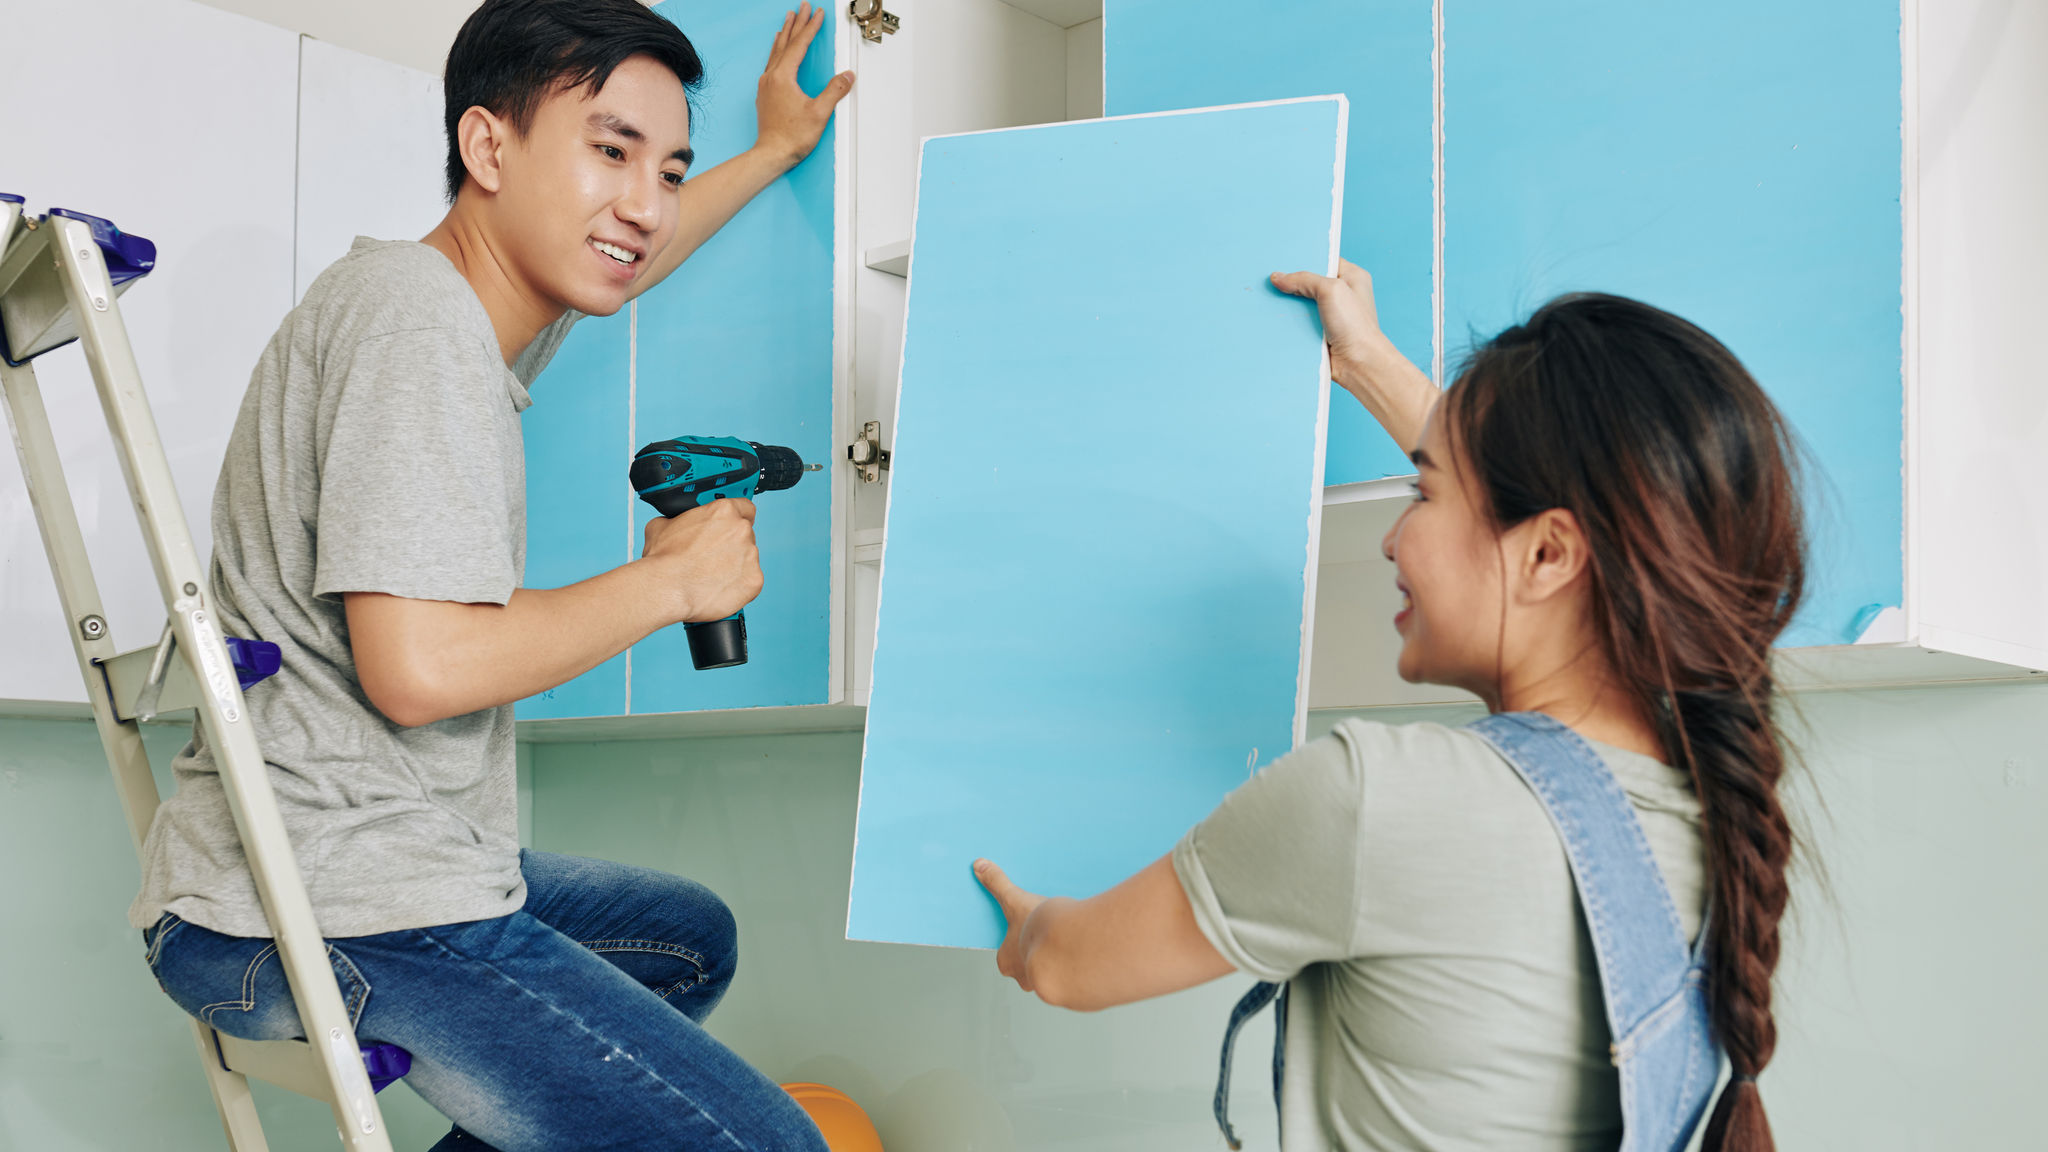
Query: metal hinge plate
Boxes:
[
  {"xmin": 849, "ymin": 0, "xmax": 899, "ymax": 43},
  {"xmin": 847, "ymin": 420, "xmax": 891, "ymax": 483}
]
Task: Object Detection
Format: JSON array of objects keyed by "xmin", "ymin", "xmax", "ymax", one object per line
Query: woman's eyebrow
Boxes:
[{"xmin": 1409, "ymin": 447, "xmax": 1436, "ymax": 471}]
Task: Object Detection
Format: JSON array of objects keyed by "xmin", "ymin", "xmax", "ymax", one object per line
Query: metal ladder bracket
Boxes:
[{"xmin": 97, "ymin": 631, "xmax": 202, "ymax": 721}]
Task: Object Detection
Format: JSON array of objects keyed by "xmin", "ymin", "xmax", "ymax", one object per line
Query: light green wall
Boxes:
[
  {"xmin": 0, "ymin": 717, "xmax": 458, "ymax": 1150},
  {"xmin": 4, "ymin": 681, "xmax": 2043, "ymax": 1149},
  {"xmin": 1768, "ymin": 683, "xmax": 2048, "ymax": 1148}
]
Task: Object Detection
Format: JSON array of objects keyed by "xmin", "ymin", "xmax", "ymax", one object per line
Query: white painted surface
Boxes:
[
  {"xmin": 912, "ymin": 0, "xmax": 1068, "ymax": 143},
  {"xmin": 0, "ymin": 0, "xmax": 298, "ymax": 705},
  {"xmin": 1854, "ymin": 605, "xmax": 1909, "ymax": 645},
  {"xmin": 1000, "ymin": 0, "xmax": 1101, "ymax": 28},
  {"xmin": 863, "ymin": 239, "xmax": 913, "ymax": 276},
  {"xmin": 190, "ymin": 0, "xmax": 474, "ymax": 74},
  {"xmin": 1910, "ymin": 0, "xmax": 2048, "ymax": 672},
  {"xmin": 1065, "ymin": 16, "xmax": 1104, "ymax": 119},
  {"xmin": 295, "ymin": 38, "xmax": 447, "ymax": 300}
]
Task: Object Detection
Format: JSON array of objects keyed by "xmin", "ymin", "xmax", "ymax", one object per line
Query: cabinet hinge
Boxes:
[
  {"xmin": 847, "ymin": 420, "xmax": 892, "ymax": 483},
  {"xmin": 848, "ymin": 0, "xmax": 900, "ymax": 43}
]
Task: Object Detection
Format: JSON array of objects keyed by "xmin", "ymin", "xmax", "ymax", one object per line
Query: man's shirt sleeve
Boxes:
[{"xmin": 313, "ymin": 326, "xmax": 521, "ymax": 605}]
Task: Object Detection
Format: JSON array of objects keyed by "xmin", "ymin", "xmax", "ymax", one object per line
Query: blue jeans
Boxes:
[{"xmin": 143, "ymin": 850, "xmax": 828, "ymax": 1152}]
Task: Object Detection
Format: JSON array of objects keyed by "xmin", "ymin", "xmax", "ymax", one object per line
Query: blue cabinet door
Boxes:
[
  {"xmin": 850, "ymin": 98, "xmax": 1345, "ymax": 949},
  {"xmin": 1105, "ymin": 0, "xmax": 1435, "ymax": 484},
  {"xmin": 1446, "ymin": 0, "xmax": 1903, "ymax": 647},
  {"xmin": 520, "ymin": 312, "xmax": 631, "ymax": 720},
  {"xmin": 519, "ymin": 0, "xmax": 838, "ymax": 719},
  {"xmin": 629, "ymin": 0, "xmax": 837, "ymax": 713}
]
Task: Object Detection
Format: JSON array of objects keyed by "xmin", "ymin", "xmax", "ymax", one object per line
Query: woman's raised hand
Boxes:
[
  {"xmin": 1272, "ymin": 259, "xmax": 1438, "ymax": 453},
  {"xmin": 1271, "ymin": 260, "xmax": 1389, "ymax": 371}
]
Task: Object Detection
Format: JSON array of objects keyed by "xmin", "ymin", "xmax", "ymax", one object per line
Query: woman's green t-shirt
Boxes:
[{"xmin": 1174, "ymin": 719, "xmax": 1706, "ymax": 1152}]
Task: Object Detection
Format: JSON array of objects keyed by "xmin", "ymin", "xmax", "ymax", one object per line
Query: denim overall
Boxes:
[{"xmin": 1214, "ymin": 712, "xmax": 1723, "ymax": 1151}]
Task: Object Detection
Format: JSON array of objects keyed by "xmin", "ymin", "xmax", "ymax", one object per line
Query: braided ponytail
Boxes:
[
  {"xmin": 1673, "ymin": 686, "xmax": 1794, "ymax": 1151},
  {"xmin": 1446, "ymin": 294, "xmax": 1808, "ymax": 1151}
]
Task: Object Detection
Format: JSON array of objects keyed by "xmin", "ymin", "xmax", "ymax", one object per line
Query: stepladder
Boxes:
[{"xmin": 0, "ymin": 193, "xmax": 403, "ymax": 1151}]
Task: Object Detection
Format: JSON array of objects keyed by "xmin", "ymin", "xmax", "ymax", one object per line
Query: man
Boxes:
[{"xmin": 130, "ymin": 2, "xmax": 850, "ymax": 1147}]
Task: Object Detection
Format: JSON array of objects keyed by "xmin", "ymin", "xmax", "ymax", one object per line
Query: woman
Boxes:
[{"xmin": 974, "ymin": 261, "xmax": 1801, "ymax": 1152}]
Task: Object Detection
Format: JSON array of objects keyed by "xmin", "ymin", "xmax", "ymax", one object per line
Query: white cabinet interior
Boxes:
[{"xmin": 841, "ymin": 0, "xmax": 1106, "ymax": 706}]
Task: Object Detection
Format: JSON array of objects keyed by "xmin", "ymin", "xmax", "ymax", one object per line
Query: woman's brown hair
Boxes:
[{"xmin": 1444, "ymin": 293, "xmax": 1806, "ymax": 1151}]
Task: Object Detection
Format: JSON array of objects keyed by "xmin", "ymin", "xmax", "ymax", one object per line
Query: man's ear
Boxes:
[
  {"xmin": 454, "ymin": 105, "xmax": 511, "ymax": 196},
  {"xmin": 1509, "ymin": 507, "xmax": 1592, "ymax": 606}
]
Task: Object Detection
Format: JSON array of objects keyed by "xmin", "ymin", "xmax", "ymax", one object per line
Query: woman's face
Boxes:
[{"xmin": 1380, "ymin": 409, "xmax": 1510, "ymax": 697}]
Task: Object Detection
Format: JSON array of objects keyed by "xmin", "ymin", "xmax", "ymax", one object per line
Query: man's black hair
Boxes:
[{"xmin": 442, "ymin": 0, "xmax": 705, "ymax": 202}]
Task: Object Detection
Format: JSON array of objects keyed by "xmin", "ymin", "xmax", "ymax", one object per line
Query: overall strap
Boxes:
[
  {"xmin": 1213, "ymin": 980, "xmax": 1287, "ymax": 1150},
  {"xmin": 1466, "ymin": 712, "xmax": 1696, "ymax": 1043}
]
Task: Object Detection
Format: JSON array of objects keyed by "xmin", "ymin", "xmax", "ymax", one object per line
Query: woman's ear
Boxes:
[
  {"xmin": 454, "ymin": 105, "xmax": 510, "ymax": 196},
  {"xmin": 1509, "ymin": 507, "xmax": 1592, "ymax": 606}
]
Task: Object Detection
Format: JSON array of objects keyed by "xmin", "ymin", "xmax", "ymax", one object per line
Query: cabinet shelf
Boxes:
[
  {"xmin": 863, "ymin": 239, "xmax": 911, "ymax": 277},
  {"xmin": 515, "ymin": 704, "xmax": 868, "ymax": 744}
]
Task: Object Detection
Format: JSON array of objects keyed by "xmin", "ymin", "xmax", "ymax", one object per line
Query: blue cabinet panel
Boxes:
[
  {"xmin": 629, "ymin": 0, "xmax": 836, "ymax": 712},
  {"xmin": 850, "ymin": 99, "xmax": 1344, "ymax": 948},
  {"xmin": 1446, "ymin": 1, "xmax": 1902, "ymax": 646},
  {"xmin": 1105, "ymin": 0, "xmax": 1435, "ymax": 484},
  {"xmin": 518, "ymin": 310, "xmax": 630, "ymax": 719}
]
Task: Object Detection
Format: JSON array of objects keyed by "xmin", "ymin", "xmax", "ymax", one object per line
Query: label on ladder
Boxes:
[
  {"xmin": 326, "ymin": 1026, "xmax": 381, "ymax": 1135},
  {"xmin": 188, "ymin": 608, "xmax": 241, "ymax": 725}
]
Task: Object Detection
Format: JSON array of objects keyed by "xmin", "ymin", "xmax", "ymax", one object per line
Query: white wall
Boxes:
[
  {"xmin": 1, "ymin": 0, "xmax": 447, "ymax": 709},
  {"xmin": 0, "ymin": 0, "xmax": 298, "ymax": 703},
  {"xmin": 294, "ymin": 38, "xmax": 448, "ymax": 301},
  {"xmin": 190, "ymin": 0, "xmax": 479, "ymax": 74}
]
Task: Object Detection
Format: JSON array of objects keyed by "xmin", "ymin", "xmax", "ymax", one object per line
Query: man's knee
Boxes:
[
  {"xmin": 641, "ymin": 875, "xmax": 738, "ymax": 1015},
  {"xmin": 681, "ymin": 879, "xmax": 738, "ymax": 997}
]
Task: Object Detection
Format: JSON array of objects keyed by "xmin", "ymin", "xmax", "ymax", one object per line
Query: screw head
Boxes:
[
  {"xmin": 79, "ymin": 614, "xmax": 105, "ymax": 640},
  {"xmin": 184, "ymin": 582, "xmax": 198, "ymax": 596}
]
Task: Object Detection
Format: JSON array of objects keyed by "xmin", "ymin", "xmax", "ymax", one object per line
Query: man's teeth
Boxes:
[{"xmin": 592, "ymin": 240, "xmax": 638, "ymax": 265}]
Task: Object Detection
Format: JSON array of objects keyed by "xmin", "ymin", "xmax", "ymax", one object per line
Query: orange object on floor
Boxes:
[{"xmin": 782, "ymin": 1082, "xmax": 884, "ymax": 1152}]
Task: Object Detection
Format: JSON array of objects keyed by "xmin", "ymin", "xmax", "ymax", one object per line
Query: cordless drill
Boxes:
[{"xmin": 629, "ymin": 436, "xmax": 820, "ymax": 670}]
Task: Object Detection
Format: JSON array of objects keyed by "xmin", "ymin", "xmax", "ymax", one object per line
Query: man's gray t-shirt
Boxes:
[
  {"xmin": 1174, "ymin": 718, "xmax": 1706, "ymax": 1152},
  {"xmin": 130, "ymin": 237, "xmax": 577, "ymax": 938}
]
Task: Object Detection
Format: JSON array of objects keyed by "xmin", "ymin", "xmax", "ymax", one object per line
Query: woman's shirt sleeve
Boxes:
[{"xmin": 1171, "ymin": 726, "xmax": 1367, "ymax": 982}]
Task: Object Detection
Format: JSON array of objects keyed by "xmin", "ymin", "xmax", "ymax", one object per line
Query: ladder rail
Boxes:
[
  {"xmin": 2, "ymin": 208, "xmax": 393, "ymax": 1151},
  {"xmin": 0, "ymin": 274, "xmax": 274, "ymax": 1152}
]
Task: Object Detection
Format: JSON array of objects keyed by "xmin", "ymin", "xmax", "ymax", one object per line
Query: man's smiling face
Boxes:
[{"xmin": 493, "ymin": 53, "xmax": 693, "ymax": 318}]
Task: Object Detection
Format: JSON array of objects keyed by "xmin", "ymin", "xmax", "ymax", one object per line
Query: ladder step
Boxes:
[
  {"xmin": 0, "ymin": 206, "xmax": 156, "ymax": 364},
  {"xmin": 95, "ymin": 634, "xmax": 282, "ymax": 721},
  {"xmin": 214, "ymin": 1034, "xmax": 412, "ymax": 1099}
]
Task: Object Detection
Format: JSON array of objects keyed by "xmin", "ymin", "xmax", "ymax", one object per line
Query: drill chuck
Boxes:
[{"xmin": 753, "ymin": 443, "xmax": 808, "ymax": 495}]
